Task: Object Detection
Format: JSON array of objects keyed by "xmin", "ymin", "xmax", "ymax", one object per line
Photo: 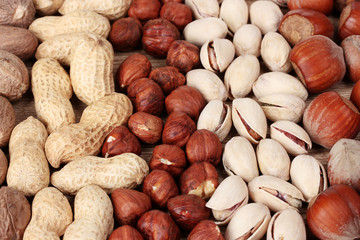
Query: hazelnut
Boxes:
[
  {"xmin": 101, "ymin": 125, "xmax": 141, "ymax": 157},
  {"xmin": 335, "ymin": 0, "xmax": 356, "ymax": 12},
  {"xmin": 142, "ymin": 18, "xmax": 180, "ymax": 58},
  {"xmin": 149, "ymin": 144, "xmax": 187, "ymax": 178},
  {"xmin": 188, "ymin": 220, "xmax": 225, "ymax": 240},
  {"xmin": 128, "ymin": 112, "xmax": 163, "ymax": 144},
  {"xmin": 161, "ymin": 0, "xmax": 183, "ymax": 3},
  {"xmin": 137, "ymin": 209, "xmax": 181, "ymax": 240},
  {"xmin": 288, "ymin": 0, "xmax": 334, "ymax": 15},
  {"xmin": 341, "ymin": 35, "xmax": 360, "ymax": 83},
  {"xmin": 160, "ymin": 2, "xmax": 193, "ymax": 31},
  {"xmin": 162, "ymin": 111, "xmax": 196, "ymax": 148},
  {"xmin": 127, "ymin": 78, "xmax": 165, "ymax": 116},
  {"xmin": 186, "ymin": 129, "xmax": 222, "ymax": 166},
  {"xmin": 111, "ymin": 188, "xmax": 152, "ymax": 226},
  {"xmin": 142, "ymin": 169, "xmax": 179, "ymax": 208},
  {"xmin": 338, "ymin": 2, "xmax": 360, "ymax": 40},
  {"xmin": 116, "ymin": 53, "xmax": 152, "ymax": 91},
  {"xmin": 165, "ymin": 85, "xmax": 206, "ymax": 121},
  {"xmin": 128, "ymin": 0, "xmax": 162, "ymax": 24},
  {"xmin": 179, "ymin": 162, "xmax": 219, "ymax": 199},
  {"xmin": 108, "ymin": 17, "xmax": 142, "ymax": 52},
  {"xmin": 166, "ymin": 40, "xmax": 200, "ymax": 73},
  {"xmin": 351, "ymin": 80, "xmax": 360, "ymax": 110},
  {"xmin": 109, "ymin": 225, "xmax": 144, "ymax": 240},
  {"xmin": 149, "ymin": 66, "xmax": 186, "ymax": 95}
]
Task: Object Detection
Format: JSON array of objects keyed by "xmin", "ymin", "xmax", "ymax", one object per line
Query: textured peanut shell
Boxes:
[
  {"xmin": 51, "ymin": 153, "xmax": 149, "ymax": 195},
  {"xmin": 32, "ymin": 58, "xmax": 75, "ymax": 133},
  {"xmin": 0, "ymin": 149, "xmax": 7, "ymax": 185},
  {"xmin": 23, "ymin": 187, "xmax": 72, "ymax": 240},
  {"xmin": 45, "ymin": 93, "xmax": 133, "ymax": 168},
  {"xmin": 0, "ymin": 96, "xmax": 16, "ymax": 147},
  {"xmin": 33, "ymin": 0, "xmax": 64, "ymax": 15},
  {"xmin": 59, "ymin": 0, "xmax": 132, "ymax": 20},
  {"xmin": 29, "ymin": 10, "xmax": 110, "ymax": 42},
  {"xmin": 7, "ymin": 117, "xmax": 49, "ymax": 196},
  {"xmin": 70, "ymin": 34, "xmax": 115, "ymax": 105},
  {"xmin": 63, "ymin": 185, "xmax": 114, "ymax": 240},
  {"xmin": 0, "ymin": 0, "xmax": 35, "ymax": 28},
  {"xmin": 0, "ymin": 50, "xmax": 29, "ymax": 101}
]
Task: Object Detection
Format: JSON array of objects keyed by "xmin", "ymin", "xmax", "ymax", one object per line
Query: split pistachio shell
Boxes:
[
  {"xmin": 248, "ymin": 175, "xmax": 305, "ymax": 212},
  {"xmin": 222, "ymin": 136, "xmax": 259, "ymax": 182},
  {"xmin": 249, "ymin": 0, "xmax": 283, "ymax": 34},
  {"xmin": 232, "ymin": 98, "xmax": 267, "ymax": 144},
  {"xmin": 266, "ymin": 208, "xmax": 306, "ymax": 240},
  {"xmin": 183, "ymin": 17, "xmax": 228, "ymax": 47},
  {"xmin": 233, "ymin": 24, "xmax": 262, "ymax": 57},
  {"xmin": 200, "ymin": 38, "xmax": 235, "ymax": 72},
  {"xmin": 197, "ymin": 100, "xmax": 232, "ymax": 142},
  {"xmin": 258, "ymin": 93, "xmax": 306, "ymax": 123},
  {"xmin": 185, "ymin": 0, "xmax": 219, "ymax": 19},
  {"xmin": 224, "ymin": 55, "xmax": 260, "ymax": 99},
  {"xmin": 261, "ymin": 32, "xmax": 292, "ymax": 73},
  {"xmin": 225, "ymin": 203, "xmax": 271, "ymax": 240},
  {"xmin": 256, "ymin": 139, "xmax": 290, "ymax": 181},
  {"xmin": 270, "ymin": 120, "xmax": 312, "ymax": 156},
  {"xmin": 252, "ymin": 72, "xmax": 308, "ymax": 101},
  {"xmin": 186, "ymin": 69, "xmax": 228, "ymax": 102},
  {"xmin": 290, "ymin": 155, "xmax": 328, "ymax": 202},
  {"xmin": 219, "ymin": 0, "xmax": 248, "ymax": 34},
  {"xmin": 206, "ymin": 175, "xmax": 249, "ymax": 225}
]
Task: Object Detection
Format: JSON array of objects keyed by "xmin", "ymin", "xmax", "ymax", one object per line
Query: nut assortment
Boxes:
[{"xmin": 1, "ymin": 1, "xmax": 360, "ymax": 240}]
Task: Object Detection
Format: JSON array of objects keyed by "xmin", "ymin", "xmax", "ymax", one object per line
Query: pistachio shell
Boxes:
[
  {"xmin": 233, "ymin": 24, "xmax": 262, "ymax": 57},
  {"xmin": 186, "ymin": 69, "xmax": 228, "ymax": 102},
  {"xmin": 197, "ymin": 100, "xmax": 232, "ymax": 142},
  {"xmin": 232, "ymin": 98, "xmax": 267, "ymax": 144},
  {"xmin": 290, "ymin": 155, "xmax": 328, "ymax": 202},
  {"xmin": 219, "ymin": 0, "xmax": 248, "ymax": 34},
  {"xmin": 270, "ymin": 120, "xmax": 312, "ymax": 156},
  {"xmin": 224, "ymin": 55, "xmax": 260, "ymax": 99},
  {"xmin": 205, "ymin": 175, "xmax": 248, "ymax": 225},
  {"xmin": 200, "ymin": 38, "xmax": 235, "ymax": 72},
  {"xmin": 222, "ymin": 136, "xmax": 259, "ymax": 182},
  {"xmin": 248, "ymin": 175, "xmax": 305, "ymax": 212},
  {"xmin": 258, "ymin": 93, "xmax": 306, "ymax": 123},
  {"xmin": 185, "ymin": 0, "xmax": 219, "ymax": 19},
  {"xmin": 249, "ymin": 0, "xmax": 283, "ymax": 34},
  {"xmin": 256, "ymin": 139, "xmax": 290, "ymax": 181},
  {"xmin": 225, "ymin": 203, "xmax": 271, "ymax": 240},
  {"xmin": 252, "ymin": 72, "xmax": 308, "ymax": 101}
]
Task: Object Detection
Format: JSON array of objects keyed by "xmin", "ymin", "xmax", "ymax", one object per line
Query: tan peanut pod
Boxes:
[
  {"xmin": 32, "ymin": 58, "xmax": 75, "ymax": 133},
  {"xmin": 0, "ymin": 96, "xmax": 16, "ymax": 147},
  {"xmin": 45, "ymin": 93, "xmax": 133, "ymax": 168},
  {"xmin": 51, "ymin": 153, "xmax": 149, "ymax": 195},
  {"xmin": 7, "ymin": 116, "xmax": 49, "ymax": 196},
  {"xmin": 70, "ymin": 34, "xmax": 115, "ymax": 105},
  {"xmin": 33, "ymin": 0, "xmax": 64, "ymax": 15},
  {"xmin": 59, "ymin": 0, "xmax": 132, "ymax": 20},
  {"xmin": 23, "ymin": 187, "xmax": 73, "ymax": 240},
  {"xmin": 29, "ymin": 10, "xmax": 110, "ymax": 42},
  {"xmin": 63, "ymin": 185, "xmax": 114, "ymax": 240}
]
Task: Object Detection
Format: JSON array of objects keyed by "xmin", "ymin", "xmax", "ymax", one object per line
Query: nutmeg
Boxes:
[
  {"xmin": 128, "ymin": 0, "xmax": 162, "ymax": 24},
  {"xmin": 0, "ymin": 149, "xmax": 7, "ymax": 185},
  {"xmin": 0, "ymin": 0, "xmax": 35, "ymax": 28},
  {"xmin": 160, "ymin": 2, "xmax": 193, "ymax": 31},
  {"xmin": 109, "ymin": 225, "xmax": 144, "ymax": 240},
  {"xmin": 149, "ymin": 66, "xmax": 186, "ymax": 95},
  {"xmin": 109, "ymin": 17, "xmax": 142, "ymax": 52},
  {"xmin": 338, "ymin": 2, "xmax": 360, "ymax": 40},
  {"xmin": 128, "ymin": 112, "xmax": 163, "ymax": 144},
  {"xmin": 166, "ymin": 40, "xmax": 200, "ymax": 73}
]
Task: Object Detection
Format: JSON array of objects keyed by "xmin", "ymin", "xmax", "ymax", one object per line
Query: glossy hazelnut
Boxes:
[
  {"xmin": 143, "ymin": 169, "xmax": 179, "ymax": 208},
  {"xmin": 161, "ymin": 0, "xmax": 183, "ymax": 3},
  {"xmin": 108, "ymin": 17, "xmax": 142, "ymax": 52},
  {"xmin": 149, "ymin": 144, "xmax": 187, "ymax": 178},
  {"xmin": 165, "ymin": 85, "xmax": 206, "ymax": 120},
  {"xmin": 142, "ymin": 18, "xmax": 180, "ymax": 58},
  {"xmin": 128, "ymin": 0, "xmax": 162, "ymax": 24},
  {"xmin": 111, "ymin": 188, "xmax": 152, "ymax": 226},
  {"xmin": 149, "ymin": 66, "xmax": 186, "ymax": 95},
  {"xmin": 162, "ymin": 111, "xmax": 196, "ymax": 148},
  {"xmin": 351, "ymin": 79, "xmax": 360, "ymax": 110},
  {"xmin": 128, "ymin": 112, "xmax": 163, "ymax": 144},
  {"xmin": 109, "ymin": 225, "xmax": 144, "ymax": 240},
  {"xmin": 188, "ymin": 220, "xmax": 225, "ymax": 240},
  {"xmin": 166, "ymin": 40, "xmax": 200, "ymax": 73},
  {"xmin": 339, "ymin": 2, "xmax": 360, "ymax": 40},
  {"xmin": 116, "ymin": 53, "xmax": 152, "ymax": 91},
  {"xmin": 288, "ymin": 0, "xmax": 334, "ymax": 15},
  {"xmin": 102, "ymin": 125, "xmax": 141, "ymax": 157},
  {"xmin": 160, "ymin": 2, "xmax": 193, "ymax": 31},
  {"xmin": 341, "ymin": 35, "xmax": 360, "ymax": 83},
  {"xmin": 335, "ymin": 0, "xmax": 356, "ymax": 12},
  {"xmin": 127, "ymin": 78, "xmax": 165, "ymax": 116}
]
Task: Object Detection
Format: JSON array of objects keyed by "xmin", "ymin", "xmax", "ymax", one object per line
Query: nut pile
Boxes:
[{"xmin": 0, "ymin": 0, "xmax": 360, "ymax": 239}]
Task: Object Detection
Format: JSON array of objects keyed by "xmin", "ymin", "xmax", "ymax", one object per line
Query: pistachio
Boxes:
[
  {"xmin": 266, "ymin": 208, "xmax": 306, "ymax": 240},
  {"xmin": 252, "ymin": 72, "xmax": 308, "ymax": 101},
  {"xmin": 197, "ymin": 100, "xmax": 232, "ymax": 142},
  {"xmin": 185, "ymin": 0, "xmax": 220, "ymax": 19},
  {"xmin": 258, "ymin": 93, "xmax": 306, "ymax": 123},
  {"xmin": 200, "ymin": 38, "xmax": 235, "ymax": 73},
  {"xmin": 249, "ymin": 0, "xmax": 283, "ymax": 34},
  {"xmin": 219, "ymin": 0, "xmax": 248, "ymax": 34},
  {"xmin": 256, "ymin": 139, "xmax": 290, "ymax": 181},
  {"xmin": 270, "ymin": 120, "xmax": 312, "ymax": 156},
  {"xmin": 186, "ymin": 69, "xmax": 228, "ymax": 102},
  {"xmin": 222, "ymin": 136, "xmax": 259, "ymax": 182},
  {"xmin": 205, "ymin": 175, "xmax": 249, "ymax": 225},
  {"xmin": 248, "ymin": 175, "xmax": 305, "ymax": 212},
  {"xmin": 290, "ymin": 155, "xmax": 328, "ymax": 202},
  {"xmin": 232, "ymin": 98, "xmax": 267, "ymax": 144},
  {"xmin": 224, "ymin": 55, "xmax": 260, "ymax": 99},
  {"xmin": 225, "ymin": 203, "xmax": 271, "ymax": 240},
  {"xmin": 233, "ymin": 24, "xmax": 262, "ymax": 57}
]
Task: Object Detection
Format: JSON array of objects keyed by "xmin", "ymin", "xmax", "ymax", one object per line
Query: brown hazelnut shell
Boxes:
[
  {"xmin": 166, "ymin": 40, "xmax": 200, "ymax": 73},
  {"xmin": 109, "ymin": 17, "xmax": 142, "ymax": 52},
  {"xmin": 128, "ymin": 111, "xmax": 164, "ymax": 144},
  {"xmin": 160, "ymin": 2, "xmax": 193, "ymax": 31},
  {"xmin": 109, "ymin": 225, "xmax": 144, "ymax": 240},
  {"xmin": 149, "ymin": 66, "xmax": 185, "ymax": 95},
  {"xmin": 128, "ymin": 0, "xmax": 162, "ymax": 24}
]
